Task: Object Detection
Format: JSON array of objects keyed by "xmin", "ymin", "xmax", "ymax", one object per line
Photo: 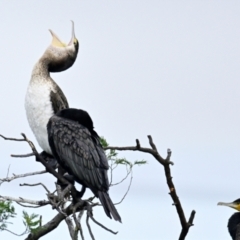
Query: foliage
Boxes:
[
  {"xmin": 0, "ymin": 200, "xmax": 16, "ymax": 231},
  {"xmin": 100, "ymin": 137, "xmax": 147, "ymax": 168},
  {"xmin": 22, "ymin": 211, "xmax": 41, "ymax": 234}
]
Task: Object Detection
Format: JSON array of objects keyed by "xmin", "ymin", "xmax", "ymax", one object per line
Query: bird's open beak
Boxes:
[
  {"xmin": 68, "ymin": 21, "xmax": 77, "ymax": 46},
  {"xmin": 49, "ymin": 30, "xmax": 66, "ymax": 47},
  {"xmin": 218, "ymin": 202, "xmax": 240, "ymax": 211}
]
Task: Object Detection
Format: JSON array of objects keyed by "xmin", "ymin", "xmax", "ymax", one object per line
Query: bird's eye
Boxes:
[{"xmin": 74, "ymin": 39, "xmax": 78, "ymax": 45}]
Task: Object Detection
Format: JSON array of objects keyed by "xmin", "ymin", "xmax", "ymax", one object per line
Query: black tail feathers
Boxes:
[{"xmin": 98, "ymin": 191, "xmax": 122, "ymax": 222}]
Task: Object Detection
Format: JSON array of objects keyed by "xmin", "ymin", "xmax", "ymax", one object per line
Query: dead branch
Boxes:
[
  {"xmin": 2, "ymin": 228, "xmax": 27, "ymax": 237},
  {"xmin": 20, "ymin": 183, "xmax": 51, "ymax": 194},
  {"xmin": 88, "ymin": 210, "xmax": 118, "ymax": 235},
  {"xmin": 15, "ymin": 202, "xmax": 47, "ymax": 209},
  {"xmin": 11, "ymin": 153, "xmax": 35, "ymax": 158},
  {"xmin": 86, "ymin": 213, "xmax": 95, "ymax": 240},
  {"xmin": 105, "ymin": 135, "xmax": 195, "ymax": 240},
  {"xmin": 0, "ymin": 134, "xmax": 25, "ymax": 142},
  {"xmin": 65, "ymin": 217, "xmax": 79, "ymax": 240},
  {"xmin": 0, "ymin": 195, "xmax": 49, "ymax": 207},
  {"xmin": 0, "ymin": 170, "xmax": 47, "ymax": 184},
  {"xmin": 24, "ymin": 203, "xmax": 84, "ymax": 240},
  {"xmin": 78, "ymin": 211, "xmax": 85, "ymax": 240},
  {"xmin": 115, "ymin": 173, "xmax": 133, "ymax": 205}
]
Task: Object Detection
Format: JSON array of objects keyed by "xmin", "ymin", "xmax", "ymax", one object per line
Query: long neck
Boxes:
[{"xmin": 31, "ymin": 56, "xmax": 51, "ymax": 82}]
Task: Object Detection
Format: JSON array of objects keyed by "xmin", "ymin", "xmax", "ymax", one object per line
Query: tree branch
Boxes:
[
  {"xmin": 20, "ymin": 183, "xmax": 51, "ymax": 194},
  {"xmin": 24, "ymin": 203, "xmax": 84, "ymax": 240},
  {"xmin": 0, "ymin": 195, "xmax": 49, "ymax": 207},
  {"xmin": 0, "ymin": 170, "xmax": 47, "ymax": 184},
  {"xmin": 106, "ymin": 135, "xmax": 195, "ymax": 240}
]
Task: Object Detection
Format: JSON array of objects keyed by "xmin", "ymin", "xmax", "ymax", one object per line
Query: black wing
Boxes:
[{"xmin": 47, "ymin": 114, "xmax": 109, "ymax": 195}]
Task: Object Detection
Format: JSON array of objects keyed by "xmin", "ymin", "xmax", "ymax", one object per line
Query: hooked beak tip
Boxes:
[{"xmin": 68, "ymin": 20, "xmax": 76, "ymax": 46}]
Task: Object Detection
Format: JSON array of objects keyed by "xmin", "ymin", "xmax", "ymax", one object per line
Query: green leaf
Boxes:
[
  {"xmin": 22, "ymin": 211, "xmax": 41, "ymax": 234},
  {"xmin": 0, "ymin": 201, "xmax": 16, "ymax": 231}
]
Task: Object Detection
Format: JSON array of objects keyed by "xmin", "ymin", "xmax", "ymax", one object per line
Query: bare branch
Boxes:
[
  {"xmin": 106, "ymin": 135, "xmax": 195, "ymax": 240},
  {"xmin": 16, "ymin": 202, "xmax": 47, "ymax": 209},
  {"xmin": 0, "ymin": 195, "xmax": 49, "ymax": 207},
  {"xmin": 110, "ymin": 165, "xmax": 131, "ymax": 186},
  {"xmin": 147, "ymin": 135, "xmax": 157, "ymax": 151},
  {"xmin": 0, "ymin": 134, "xmax": 25, "ymax": 141},
  {"xmin": 0, "ymin": 170, "xmax": 47, "ymax": 183},
  {"xmin": 11, "ymin": 153, "xmax": 35, "ymax": 158},
  {"xmin": 20, "ymin": 183, "xmax": 51, "ymax": 194},
  {"xmin": 86, "ymin": 214, "xmax": 95, "ymax": 240},
  {"xmin": 2, "ymin": 228, "xmax": 27, "ymax": 236},
  {"xmin": 78, "ymin": 211, "xmax": 85, "ymax": 240},
  {"xmin": 115, "ymin": 173, "xmax": 133, "ymax": 205},
  {"xmin": 6, "ymin": 165, "xmax": 10, "ymax": 178},
  {"xmin": 65, "ymin": 217, "xmax": 79, "ymax": 240},
  {"xmin": 89, "ymin": 214, "xmax": 118, "ymax": 235}
]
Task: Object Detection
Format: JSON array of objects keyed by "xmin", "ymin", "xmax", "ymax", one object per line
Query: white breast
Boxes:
[{"xmin": 25, "ymin": 80, "xmax": 54, "ymax": 154}]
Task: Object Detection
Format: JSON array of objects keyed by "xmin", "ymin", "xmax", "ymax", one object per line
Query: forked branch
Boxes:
[{"xmin": 105, "ymin": 135, "xmax": 195, "ymax": 240}]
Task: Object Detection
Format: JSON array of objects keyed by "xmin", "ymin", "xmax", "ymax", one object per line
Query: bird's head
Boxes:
[
  {"xmin": 218, "ymin": 199, "xmax": 240, "ymax": 211},
  {"xmin": 43, "ymin": 21, "xmax": 79, "ymax": 72}
]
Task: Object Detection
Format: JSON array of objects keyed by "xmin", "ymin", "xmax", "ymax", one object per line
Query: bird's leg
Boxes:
[
  {"xmin": 57, "ymin": 166, "xmax": 68, "ymax": 189},
  {"xmin": 56, "ymin": 166, "xmax": 86, "ymax": 201},
  {"xmin": 71, "ymin": 185, "xmax": 86, "ymax": 203},
  {"xmin": 77, "ymin": 186, "xmax": 86, "ymax": 199},
  {"xmin": 38, "ymin": 151, "xmax": 58, "ymax": 169}
]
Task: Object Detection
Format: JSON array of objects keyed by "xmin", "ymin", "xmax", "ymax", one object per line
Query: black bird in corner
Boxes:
[
  {"xmin": 47, "ymin": 108, "xmax": 122, "ymax": 222},
  {"xmin": 218, "ymin": 199, "xmax": 240, "ymax": 239}
]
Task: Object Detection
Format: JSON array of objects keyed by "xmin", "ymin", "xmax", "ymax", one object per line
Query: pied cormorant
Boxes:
[
  {"xmin": 218, "ymin": 199, "xmax": 240, "ymax": 239},
  {"xmin": 25, "ymin": 22, "xmax": 121, "ymax": 222},
  {"xmin": 25, "ymin": 21, "xmax": 78, "ymax": 154}
]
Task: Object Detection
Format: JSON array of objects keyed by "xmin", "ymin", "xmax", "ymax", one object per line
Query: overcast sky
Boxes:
[{"xmin": 1, "ymin": 1, "xmax": 240, "ymax": 239}]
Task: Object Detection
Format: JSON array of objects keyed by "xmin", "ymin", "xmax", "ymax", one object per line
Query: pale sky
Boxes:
[{"xmin": 1, "ymin": 1, "xmax": 240, "ymax": 239}]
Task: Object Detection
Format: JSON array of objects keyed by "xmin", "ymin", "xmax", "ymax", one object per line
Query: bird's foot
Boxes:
[{"xmin": 38, "ymin": 151, "xmax": 58, "ymax": 169}]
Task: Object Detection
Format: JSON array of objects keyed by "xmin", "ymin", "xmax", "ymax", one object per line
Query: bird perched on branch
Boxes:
[
  {"xmin": 25, "ymin": 22, "xmax": 121, "ymax": 222},
  {"xmin": 47, "ymin": 108, "xmax": 121, "ymax": 221},
  {"xmin": 218, "ymin": 199, "xmax": 240, "ymax": 240}
]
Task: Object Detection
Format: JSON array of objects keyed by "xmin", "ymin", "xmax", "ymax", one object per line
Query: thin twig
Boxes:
[
  {"xmin": 115, "ymin": 173, "xmax": 133, "ymax": 205},
  {"xmin": 0, "ymin": 134, "xmax": 25, "ymax": 141},
  {"xmin": 89, "ymin": 214, "xmax": 118, "ymax": 235},
  {"xmin": 6, "ymin": 165, "xmax": 11, "ymax": 178},
  {"xmin": 0, "ymin": 195, "xmax": 49, "ymax": 206},
  {"xmin": 16, "ymin": 202, "xmax": 48, "ymax": 208},
  {"xmin": 111, "ymin": 165, "xmax": 131, "ymax": 186},
  {"xmin": 109, "ymin": 159, "xmax": 114, "ymax": 185},
  {"xmin": 78, "ymin": 211, "xmax": 85, "ymax": 240},
  {"xmin": 20, "ymin": 183, "xmax": 51, "ymax": 194},
  {"xmin": 2, "ymin": 228, "xmax": 27, "ymax": 236},
  {"xmin": 0, "ymin": 170, "xmax": 47, "ymax": 183},
  {"xmin": 86, "ymin": 213, "xmax": 95, "ymax": 240},
  {"xmin": 11, "ymin": 153, "xmax": 35, "ymax": 158}
]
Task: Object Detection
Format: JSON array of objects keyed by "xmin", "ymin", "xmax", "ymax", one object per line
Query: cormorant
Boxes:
[
  {"xmin": 218, "ymin": 199, "xmax": 240, "ymax": 239},
  {"xmin": 25, "ymin": 21, "xmax": 78, "ymax": 154},
  {"xmin": 25, "ymin": 23, "xmax": 121, "ymax": 222},
  {"xmin": 47, "ymin": 108, "xmax": 121, "ymax": 222}
]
